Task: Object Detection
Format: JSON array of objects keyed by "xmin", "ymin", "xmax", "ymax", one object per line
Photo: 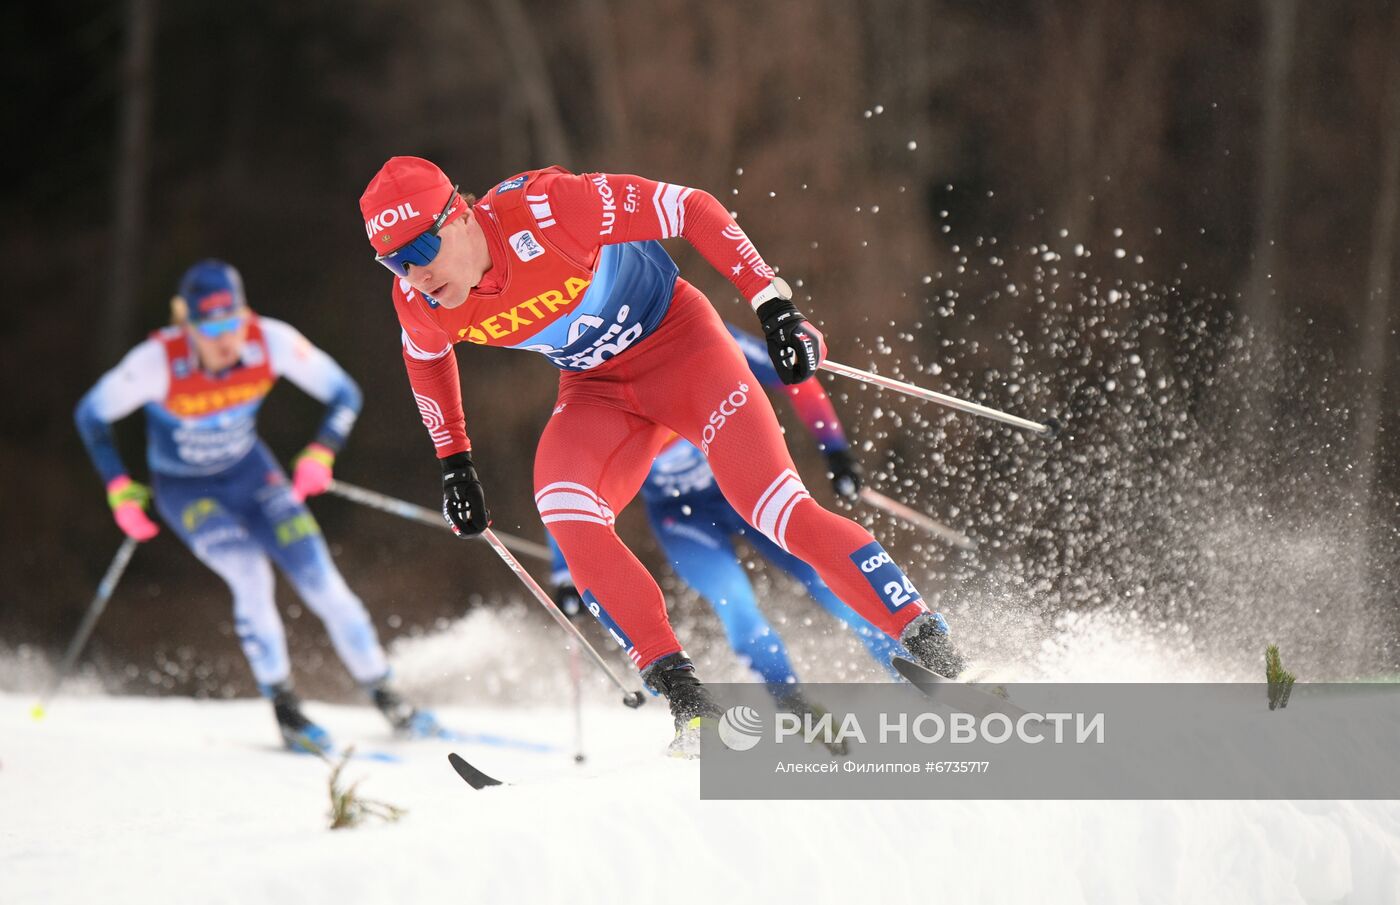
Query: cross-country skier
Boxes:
[
  {"xmin": 359, "ymin": 159, "xmax": 963, "ymax": 754},
  {"xmin": 548, "ymin": 323, "xmax": 908, "ymax": 690},
  {"xmin": 74, "ymin": 259, "xmax": 439, "ymax": 753}
]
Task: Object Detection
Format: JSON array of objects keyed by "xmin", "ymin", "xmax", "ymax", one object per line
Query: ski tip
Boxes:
[{"xmin": 447, "ymin": 752, "xmax": 504, "ymax": 789}]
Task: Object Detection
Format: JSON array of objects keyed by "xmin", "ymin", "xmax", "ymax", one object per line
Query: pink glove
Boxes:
[
  {"xmin": 291, "ymin": 443, "xmax": 335, "ymax": 502},
  {"xmin": 106, "ymin": 476, "xmax": 160, "ymax": 541}
]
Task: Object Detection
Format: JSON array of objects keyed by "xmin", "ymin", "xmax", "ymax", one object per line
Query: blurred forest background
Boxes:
[{"xmin": 3, "ymin": 0, "xmax": 1400, "ymax": 697}]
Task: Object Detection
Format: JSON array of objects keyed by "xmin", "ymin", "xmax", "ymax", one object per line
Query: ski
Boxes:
[
  {"xmin": 437, "ymin": 728, "xmax": 558, "ymax": 753},
  {"xmin": 285, "ymin": 741, "xmax": 402, "ymax": 764},
  {"xmin": 335, "ymin": 747, "xmax": 402, "ymax": 764},
  {"xmin": 892, "ymin": 657, "xmax": 1036, "ymax": 721},
  {"xmin": 404, "ymin": 719, "xmax": 558, "ymax": 753},
  {"xmin": 448, "ymin": 752, "xmax": 505, "ymax": 789}
]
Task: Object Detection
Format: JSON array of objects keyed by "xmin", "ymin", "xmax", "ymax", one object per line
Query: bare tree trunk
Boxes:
[
  {"xmin": 1354, "ymin": 6, "xmax": 1400, "ymax": 524},
  {"xmin": 489, "ymin": 0, "xmax": 575, "ymax": 169},
  {"xmin": 1239, "ymin": 0, "xmax": 1298, "ymax": 426},
  {"xmin": 576, "ymin": 0, "xmax": 629, "ymax": 160},
  {"xmin": 699, "ymin": 3, "xmax": 742, "ymax": 190},
  {"xmin": 102, "ymin": 0, "xmax": 157, "ymax": 363},
  {"xmin": 500, "ymin": 80, "xmax": 532, "ymax": 172},
  {"xmin": 863, "ymin": 0, "xmax": 933, "ymax": 169},
  {"xmin": 904, "ymin": 0, "xmax": 931, "ymax": 155},
  {"xmin": 1055, "ymin": 1, "xmax": 1108, "ymax": 243}
]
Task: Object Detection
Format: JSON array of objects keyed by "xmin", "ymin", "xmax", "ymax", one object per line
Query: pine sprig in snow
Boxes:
[
  {"xmin": 1265, "ymin": 645, "xmax": 1296, "ymax": 711},
  {"xmin": 327, "ymin": 748, "xmax": 406, "ymax": 830}
]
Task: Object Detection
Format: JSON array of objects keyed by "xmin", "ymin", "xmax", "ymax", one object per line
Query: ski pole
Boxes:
[
  {"xmin": 478, "ymin": 528, "xmax": 646, "ymax": 709},
  {"xmin": 326, "ymin": 479, "xmax": 552, "ymax": 563},
  {"xmin": 820, "ymin": 360, "xmax": 1059, "ymax": 436},
  {"xmin": 32, "ymin": 536, "xmax": 140, "ymax": 719},
  {"xmin": 859, "ymin": 488, "xmax": 977, "ymax": 552},
  {"xmin": 569, "ymin": 644, "xmax": 585, "ymax": 763}
]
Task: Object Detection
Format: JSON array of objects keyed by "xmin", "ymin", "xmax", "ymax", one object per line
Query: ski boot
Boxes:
[
  {"xmin": 270, "ymin": 684, "xmax": 335, "ymax": 755},
  {"xmin": 772, "ymin": 687, "xmax": 849, "ymax": 756},
  {"xmin": 642, "ymin": 653, "xmax": 722, "ymax": 759},
  {"xmin": 901, "ymin": 612, "xmax": 966, "ymax": 679},
  {"xmin": 369, "ymin": 680, "xmax": 445, "ymax": 739}
]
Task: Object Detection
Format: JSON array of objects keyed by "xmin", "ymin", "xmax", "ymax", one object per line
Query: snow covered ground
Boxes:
[{"xmin": 5, "ymin": 681, "xmax": 1400, "ymax": 904}]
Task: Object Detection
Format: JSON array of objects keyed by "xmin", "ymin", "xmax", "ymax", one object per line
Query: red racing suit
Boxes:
[{"xmin": 390, "ymin": 168, "xmax": 932, "ymax": 670}]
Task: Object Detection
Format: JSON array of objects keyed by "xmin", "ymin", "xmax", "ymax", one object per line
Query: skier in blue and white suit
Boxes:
[
  {"xmin": 549, "ymin": 325, "xmax": 907, "ymax": 694},
  {"xmin": 74, "ymin": 259, "xmax": 439, "ymax": 751}
]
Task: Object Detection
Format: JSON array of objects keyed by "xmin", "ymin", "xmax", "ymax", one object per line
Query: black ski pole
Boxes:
[
  {"xmin": 32, "ymin": 536, "xmax": 139, "ymax": 719},
  {"xmin": 569, "ymin": 644, "xmax": 586, "ymax": 763},
  {"xmin": 326, "ymin": 479, "xmax": 552, "ymax": 563},
  {"xmin": 478, "ymin": 528, "xmax": 646, "ymax": 709},
  {"xmin": 859, "ymin": 488, "xmax": 977, "ymax": 552}
]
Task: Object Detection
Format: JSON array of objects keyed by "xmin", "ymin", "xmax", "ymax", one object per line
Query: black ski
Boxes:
[
  {"xmin": 448, "ymin": 752, "xmax": 505, "ymax": 789},
  {"xmin": 892, "ymin": 657, "xmax": 1036, "ymax": 721}
]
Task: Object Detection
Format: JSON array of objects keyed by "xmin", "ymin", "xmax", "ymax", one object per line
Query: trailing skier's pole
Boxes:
[
  {"xmin": 859, "ymin": 489, "xmax": 977, "ymax": 552},
  {"xmin": 820, "ymin": 360, "xmax": 1059, "ymax": 436},
  {"xmin": 569, "ymin": 645, "xmax": 585, "ymax": 763},
  {"xmin": 479, "ymin": 528, "xmax": 646, "ymax": 709},
  {"xmin": 32, "ymin": 537, "xmax": 139, "ymax": 719},
  {"xmin": 327, "ymin": 479, "xmax": 552, "ymax": 563}
]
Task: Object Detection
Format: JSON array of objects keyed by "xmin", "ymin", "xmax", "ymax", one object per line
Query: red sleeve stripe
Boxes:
[
  {"xmin": 527, "ymin": 194, "xmax": 556, "ymax": 228},
  {"xmin": 652, "ymin": 182, "xmax": 694, "ymax": 239},
  {"xmin": 401, "ymin": 328, "xmax": 450, "ymax": 361}
]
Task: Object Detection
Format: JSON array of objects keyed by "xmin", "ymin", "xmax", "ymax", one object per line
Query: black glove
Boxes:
[
  {"xmin": 825, "ymin": 448, "xmax": 862, "ymax": 501},
  {"xmin": 554, "ymin": 584, "xmax": 584, "ymax": 619},
  {"xmin": 755, "ymin": 279, "xmax": 824, "ymax": 385},
  {"xmin": 440, "ymin": 451, "xmax": 489, "ymax": 537}
]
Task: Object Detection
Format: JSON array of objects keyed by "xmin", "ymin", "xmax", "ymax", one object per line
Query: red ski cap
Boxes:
[{"xmin": 360, "ymin": 156, "xmax": 464, "ymax": 253}]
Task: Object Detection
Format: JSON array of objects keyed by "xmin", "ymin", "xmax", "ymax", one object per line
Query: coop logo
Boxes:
[
  {"xmin": 859, "ymin": 550, "xmax": 894, "ymax": 572},
  {"xmin": 497, "ymin": 174, "xmax": 528, "ymax": 193},
  {"xmin": 510, "ymin": 229, "xmax": 546, "ymax": 262},
  {"xmin": 850, "ymin": 541, "xmax": 923, "ymax": 613},
  {"xmin": 364, "ymin": 202, "xmax": 424, "ymax": 239},
  {"xmin": 700, "ymin": 382, "xmax": 749, "ymax": 454},
  {"xmin": 718, "ymin": 705, "xmax": 764, "ymax": 751}
]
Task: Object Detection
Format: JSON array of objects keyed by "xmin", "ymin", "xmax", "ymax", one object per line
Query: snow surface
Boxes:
[{"xmin": 5, "ymin": 656, "xmax": 1400, "ymax": 904}]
